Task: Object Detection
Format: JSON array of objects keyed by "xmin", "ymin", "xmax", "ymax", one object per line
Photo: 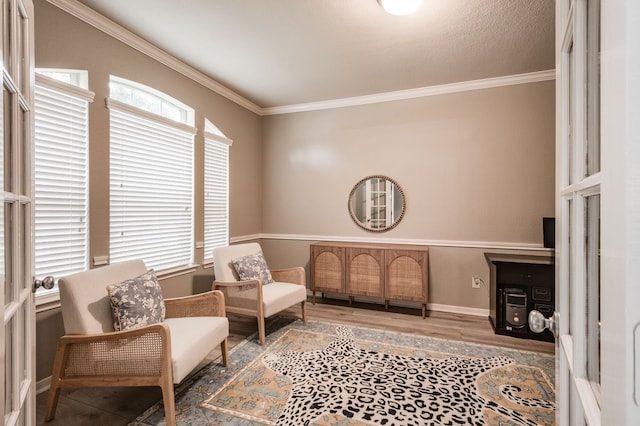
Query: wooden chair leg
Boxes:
[
  {"xmin": 161, "ymin": 378, "xmax": 176, "ymax": 426},
  {"xmin": 44, "ymin": 381, "xmax": 61, "ymax": 421},
  {"xmin": 301, "ymin": 300, "xmax": 307, "ymax": 322},
  {"xmin": 45, "ymin": 340, "xmax": 69, "ymax": 421},
  {"xmin": 258, "ymin": 317, "xmax": 266, "ymax": 345},
  {"xmin": 220, "ymin": 339, "xmax": 229, "ymax": 367}
]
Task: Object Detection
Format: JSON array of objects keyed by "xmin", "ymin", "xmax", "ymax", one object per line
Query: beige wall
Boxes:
[
  {"xmin": 260, "ymin": 82, "xmax": 555, "ymax": 311},
  {"xmin": 261, "ymin": 82, "xmax": 555, "ymax": 241},
  {"xmin": 33, "ymin": 0, "xmax": 555, "ymax": 383}
]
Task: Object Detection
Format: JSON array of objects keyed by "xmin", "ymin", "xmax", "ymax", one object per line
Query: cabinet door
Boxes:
[
  {"xmin": 310, "ymin": 245, "xmax": 345, "ymax": 293},
  {"xmin": 347, "ymin": 247, "xmax": 385, "ymax": 298},
  {"xmin": 386, "ymin": 250, "xmax": 428, "ymax": 302}
]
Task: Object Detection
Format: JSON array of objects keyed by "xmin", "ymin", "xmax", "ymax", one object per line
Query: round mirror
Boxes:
[{"xmin": 348, "ymin": 175, "xmax": 406, "ymax": 232}]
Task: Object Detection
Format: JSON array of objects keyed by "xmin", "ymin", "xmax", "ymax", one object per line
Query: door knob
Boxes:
[
  {"xmin": 528, "ymin": 310, "xmax": 558, "ymax": 338},
  {"xmin": 32, "ymin": 276, "xmax": 55, "ymax": 293}
]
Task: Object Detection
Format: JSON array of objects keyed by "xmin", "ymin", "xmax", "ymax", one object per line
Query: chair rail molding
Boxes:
[{"xmin": 252, "ymin": 233, "xmax": 553, "ymax": 252}]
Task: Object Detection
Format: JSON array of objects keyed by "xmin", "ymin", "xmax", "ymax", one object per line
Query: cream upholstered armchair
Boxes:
[
  {"xmin": 212, "ymin": 243, "xmax": 307, "ymax": 345},
  {"xmin": 45, "ymin": 260, "xmax": 229, "ymax": 426}
]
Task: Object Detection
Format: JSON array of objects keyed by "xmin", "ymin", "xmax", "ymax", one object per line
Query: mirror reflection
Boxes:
[{"xmin": 348, "ymin": 175, "xmax": 405, "ymax": 232}]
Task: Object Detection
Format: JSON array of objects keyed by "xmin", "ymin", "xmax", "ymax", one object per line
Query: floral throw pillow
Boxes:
[
  {"xmin": 107, "ymin": 269, "xmax": 166, "ymax": 331},
  {"xmin": 231, "ymin": 252, "xmax": 274, "ymax": 285}
]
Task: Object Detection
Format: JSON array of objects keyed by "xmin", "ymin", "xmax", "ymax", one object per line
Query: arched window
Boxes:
[{"xmin": 108, "ymin": 76, "xmax": 196, "ymax": 271}]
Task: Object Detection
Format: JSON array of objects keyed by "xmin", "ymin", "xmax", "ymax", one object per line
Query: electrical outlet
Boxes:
[{"xmin": 471, "ymin": 276, "xmax": 482, "ymax": 289}]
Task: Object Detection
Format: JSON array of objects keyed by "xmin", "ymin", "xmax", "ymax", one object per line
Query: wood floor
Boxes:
[{"xmin": 36, "ymin": 298, "xmax": 554, "ymax": 425}]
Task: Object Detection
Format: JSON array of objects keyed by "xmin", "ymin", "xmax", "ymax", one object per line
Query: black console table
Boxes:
[{"xmin": 485, "ymin": 252, "xmax": 555, "ymax": 342}]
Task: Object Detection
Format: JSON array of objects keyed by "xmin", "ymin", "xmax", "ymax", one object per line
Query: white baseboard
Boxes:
[
  {"xmin": 307, "ymin": 290, "xmax": 488, "ymax": 318},
  {"xmin": 427, "ymin": 303, "xmax": 489, "ymax": 317},
  {"xmin": 36, "ymin": 376, "xmax": 51, "ymax": 395}
]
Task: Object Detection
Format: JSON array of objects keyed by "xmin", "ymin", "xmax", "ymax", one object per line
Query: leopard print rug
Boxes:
[
  {"xmin": 136, "ymin": 319, "xmax": 555, "ymax": 425},
  {"xmin": 262, "ymin": 326, "xmax": 553, "ymax": 426}
]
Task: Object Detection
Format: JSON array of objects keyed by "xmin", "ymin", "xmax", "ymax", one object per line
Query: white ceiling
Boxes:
[{"xmin": 75, "ymin": 0, "xmax": 555, "ymax": 109}]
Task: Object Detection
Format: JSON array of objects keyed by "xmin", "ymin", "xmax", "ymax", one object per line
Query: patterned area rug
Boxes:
[{"xmin": 133, "ymin": 318, "xmax": 555, "ymax": 426}]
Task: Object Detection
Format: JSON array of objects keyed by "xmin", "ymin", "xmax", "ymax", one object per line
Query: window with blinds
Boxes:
[
  {"xmin": 204, "ymin": 119, "xmax": 232, "ymax": 262},
  {"xmin": 108, "ymin": 77, "xmax": 196, "ymax": 271},
  {"xmin": 34, "ymin": 72, "xmax": 93, "ymax": 304}
]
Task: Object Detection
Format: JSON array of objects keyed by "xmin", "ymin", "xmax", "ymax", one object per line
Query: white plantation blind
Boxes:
[
  {"xmin": 34, "ymin": 75, "xmax": 93, "ymax": 295},
  {"xmin": 204, "ymin": 131, "xmax": 231, "ymax": 261},
  {"xmin": 108, "ymin": 100, "xmax": 196, "ymax": 271}
]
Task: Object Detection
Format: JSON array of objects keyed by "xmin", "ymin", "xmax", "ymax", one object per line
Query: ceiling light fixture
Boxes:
[{"xmin": 377, "ymin": 0, "xmax": 424, "ymax": 16}]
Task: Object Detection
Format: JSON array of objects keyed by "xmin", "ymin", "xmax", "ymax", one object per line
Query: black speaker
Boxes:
[{"xmin": 543, "ymin": 217, "xmax": 555, "ymax": 249}]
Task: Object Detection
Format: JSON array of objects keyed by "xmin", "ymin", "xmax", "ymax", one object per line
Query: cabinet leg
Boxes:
[
  {"xmin": 348, "ymin": 296, "xmax": 353, "ymax": 306},
  {"xmin": 312, "ymin": 291, "xmax": 316, "ymax": 305},
  {"xmin": 385, "ymin": 300, "xmax": 389, "ymax": 310},
  {"xmin": 422, "ymin": 304, "xmax": 427, "ymax": 319}
]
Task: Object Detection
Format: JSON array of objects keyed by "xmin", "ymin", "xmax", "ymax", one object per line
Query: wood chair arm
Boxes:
[
  {"xmin": 271, "ymin": 266, "xmax": 306, "ymax": 285},
  {"xmin": 213, "ymin": 278, "xmax": 262, "ymax": 291},
  {"xmin": 164, "ymin": 289, "xmax": 226, "ymax": 318},
  {"xmin": 58, "ymin": 323, "xmax": 170, "ymax": 347},
  {"xmin": 58, "ymin": 322, "xmax": 170, "ymax": 346}
]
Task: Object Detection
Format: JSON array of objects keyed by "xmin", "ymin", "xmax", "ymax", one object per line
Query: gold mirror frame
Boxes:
[{"xmin": 348, "ymin": 175, "xmax": 406, "ymax": 233}]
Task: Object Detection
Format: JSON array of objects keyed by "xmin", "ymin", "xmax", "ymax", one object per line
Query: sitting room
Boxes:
[{"xmin": 15, "ymin": 0, "xmax": 636, "ymax": 425}]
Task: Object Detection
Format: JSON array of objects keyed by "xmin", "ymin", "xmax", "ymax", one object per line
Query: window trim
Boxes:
[{"xmin": 106, "ymin": 98, "xmax": 197, "ymax": 136}]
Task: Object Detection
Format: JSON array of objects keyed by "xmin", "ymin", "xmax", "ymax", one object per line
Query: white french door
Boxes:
[
  {"xmin": 553, "ymin": 0, "xmax": 640, "ymax": 425},
  {"xmin": 0, "ymin": 0, "xmax": 35, "ymax": 425},
  {"xmin": 554, "ymin": 0, "xmax": 602, "ymax": 424}
]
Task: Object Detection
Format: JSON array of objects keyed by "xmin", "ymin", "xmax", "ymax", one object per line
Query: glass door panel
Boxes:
[
  {"xmin": 567, "ymin": 198, "xmax": 572, "ymax": 335},
  {"xmin": 585, "ymin": 194, "xmax": 600, "ymax": 400},
  {"xmin": 3, "ymin": 87, "xmax": 12, "ymax": 193},
  {"xmin": 586, "ymin": 0, "xmax": 600, "ymax": 177},
  {"xmin": 3, "ymin": 203, "xmax": 12, "ymax": 306},
  {"xmin": 4, "ymin": 318, "xmax": 12, "ymax": 421},
  {"xmin": 567, "ymin": 40, "xmax": 574, "ymax": 186},
  {"xmin": 2, "ymin": 0, "xmax": 9, "ymax": 70}
]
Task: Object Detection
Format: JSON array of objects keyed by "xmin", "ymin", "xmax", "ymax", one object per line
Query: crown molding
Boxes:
[
  {"xmin": 47, "ymin": 1, "xmax": 555, "ymax": 117},
  {"xmin": 261, "ymin": 69, "xmax": 557, "ymax": 115},
  {"xmin": 46, "ymin": 0, "xmax": 263, "ymax": 115}
]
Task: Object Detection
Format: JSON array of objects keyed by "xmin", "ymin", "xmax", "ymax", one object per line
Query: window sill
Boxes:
[
  {"xmin": 155, "ymin": 263, "xmax": 200, "ymax": 280},
  {"xmin": 36, "ymin": 290, "xmax": 61, "ymax": 312}
]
